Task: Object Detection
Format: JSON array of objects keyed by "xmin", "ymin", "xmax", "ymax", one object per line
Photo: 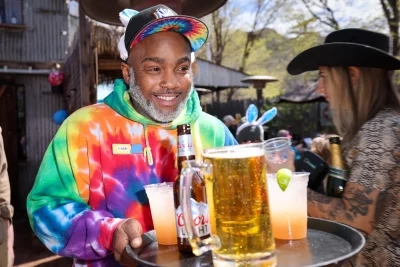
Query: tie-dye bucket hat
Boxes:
[{"xmin": 119, "ymin": 4, "xmax": 208, "ymax": 59}]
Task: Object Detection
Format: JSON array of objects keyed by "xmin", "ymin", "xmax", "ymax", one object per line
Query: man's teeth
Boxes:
[{"xmin": 157, "ymin": 95, "xmax": 176, "ymax": 101}]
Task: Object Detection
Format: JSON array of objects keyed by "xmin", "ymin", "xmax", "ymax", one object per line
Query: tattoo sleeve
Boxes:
[{"xmin": 307, "ymin": 182, "xmax": 380, "ymax": 235}]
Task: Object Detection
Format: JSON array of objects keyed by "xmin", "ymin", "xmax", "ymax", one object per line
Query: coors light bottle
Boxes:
[{"xmin": 173, "ymin": 124, "xmax": 210, "ymax": 253}]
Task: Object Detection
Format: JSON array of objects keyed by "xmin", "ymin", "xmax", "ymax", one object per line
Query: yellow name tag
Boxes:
[{"xmin": 112, "ymin": 144, "xmax": 132, "ymax": 155}]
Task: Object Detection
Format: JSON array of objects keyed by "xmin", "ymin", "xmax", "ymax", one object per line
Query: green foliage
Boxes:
[
  {"xmin": 197, "ymin": 0, "xmax": 400, "ymax": 124},
  {"xmin": 263, "ymin": 102, "xmax": 318, "ymax": 137}
]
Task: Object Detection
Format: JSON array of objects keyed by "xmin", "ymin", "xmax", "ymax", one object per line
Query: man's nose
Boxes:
[{"xmin": 161, "ymin": 70, "xmax": 180, "ymax": 90}]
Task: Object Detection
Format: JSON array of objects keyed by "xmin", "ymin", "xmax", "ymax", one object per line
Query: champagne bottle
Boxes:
[
  {"xmin": 326, "ymin": 136, "xmax": 347, "ymax": 198},
  {"xmin": 173, "ymin": 124, "xmax": 210, "ymax": 253}
]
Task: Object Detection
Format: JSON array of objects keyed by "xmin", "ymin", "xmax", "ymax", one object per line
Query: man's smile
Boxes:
[{"xmin": 152, "ymin": 93, "xmax": 181, "ymax": 107}]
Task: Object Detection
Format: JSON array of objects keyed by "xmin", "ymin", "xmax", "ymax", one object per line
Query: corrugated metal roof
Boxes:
[{"xmin": 194, "ymin": 59, "xmax": 250, "ymax": 91}]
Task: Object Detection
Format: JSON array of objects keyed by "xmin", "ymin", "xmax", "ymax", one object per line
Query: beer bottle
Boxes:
[
  {"xmin": 326, "ymin": 136, "xmax": 347, "ymax": 198},
  {"xmin": 173, "ymin": 124, "xmax": 210, "ymax": 253}
]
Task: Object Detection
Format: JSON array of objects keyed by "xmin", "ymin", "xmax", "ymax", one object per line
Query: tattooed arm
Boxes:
[{"xmin": 307, "ymin": 182, "xmax": 387, "ymax": 236}]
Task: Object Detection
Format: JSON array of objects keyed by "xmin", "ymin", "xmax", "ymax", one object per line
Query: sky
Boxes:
[{"xmin": 228, "ymin": 0, "xmax": 384, "ymax": 36}]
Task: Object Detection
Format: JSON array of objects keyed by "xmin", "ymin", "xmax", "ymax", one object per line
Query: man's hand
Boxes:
[{"xmin": 113, "ymin": 219, "xmax": 143, "ymax": 266}]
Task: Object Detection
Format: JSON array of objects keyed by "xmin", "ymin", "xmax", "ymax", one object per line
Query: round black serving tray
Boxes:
[{"xmin": 124, "ymin": 217, "xmax": 365, "ymax": 267}]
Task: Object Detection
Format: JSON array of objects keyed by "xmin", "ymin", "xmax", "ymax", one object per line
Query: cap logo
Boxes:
[{"xmin": 153, "ymin": 7, "xmax": 174, "ymax": 19}]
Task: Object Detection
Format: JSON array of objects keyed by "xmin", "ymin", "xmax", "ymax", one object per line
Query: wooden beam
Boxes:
[
  {"xmin": 79, "ymin": 1, "xmax": 90, "ymax": 107},
  {"xmin": 98, "ymin": 59, "xmax": 121, "ymax": 71},
  {"xmin": 0, "ymin": 23, "xmax": 26, "ymax": 31},
  {"xmin": 0, "ymin": 61, "xmax": 64, "ymax": 70}
]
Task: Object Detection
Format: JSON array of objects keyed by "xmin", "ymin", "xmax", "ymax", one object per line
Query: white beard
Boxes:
[{"xmin": 127, "ymin": 68, "xmax": 193, "ymax": 123}]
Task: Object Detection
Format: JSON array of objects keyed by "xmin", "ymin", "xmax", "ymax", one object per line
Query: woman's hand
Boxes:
[{"xmin": 266, "ymin": 150, "xmax": 295, "ymax": 173}]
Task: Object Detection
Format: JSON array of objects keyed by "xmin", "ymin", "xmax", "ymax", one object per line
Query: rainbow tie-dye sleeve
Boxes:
[{"xmin": 26, "ymin": 118, "xmax": 124, "ymax": 259}]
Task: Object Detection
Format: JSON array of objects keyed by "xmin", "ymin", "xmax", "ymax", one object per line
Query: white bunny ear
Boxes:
[
  {"xmin": 118, "ymin": 34, "xmax": 128, "ymax": 61},
  {"xmin": 246, "ymin": 104, "xmax": 258, "ymax": 123},
  {"xmin": 118, "ymin": 9, "xmax": 139, "ymax": 60},
  {"xmin": 236, "ymin": 122, "xmax": 249, "ymax": 136},
  {"xmin": 256, "ymin": 107, "xmax": 277, "ymax": 126},
  {"xmin": 119, "ymin": 9, "xmax": 139, "ymax": 26},
  {"xmin": 191, "ymin": 52, "xmax": 195, "ymax": 63}
]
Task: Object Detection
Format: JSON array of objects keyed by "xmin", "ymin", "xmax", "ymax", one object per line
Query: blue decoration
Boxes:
[{"xmin": 52, "ymin": 110, "xmax": 68, "ymax": 125}]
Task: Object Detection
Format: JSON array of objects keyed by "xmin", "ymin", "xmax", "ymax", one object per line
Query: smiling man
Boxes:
[{"xmin": 27, "ymin": 5, "xmax": 237, "ymax": 267}]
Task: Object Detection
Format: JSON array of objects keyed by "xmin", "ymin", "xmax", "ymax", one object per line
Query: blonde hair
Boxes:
[
  {"xmin": 311, "ymin": 136, "xmax": 331, "ymax": 164},
  {"xmin": 324, "ymin": 67, "xmax": 400, "ymax": 148}
]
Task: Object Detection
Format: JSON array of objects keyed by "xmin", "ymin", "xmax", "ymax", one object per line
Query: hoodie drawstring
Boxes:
[{"xmin": 143, "ymin": 125, "xmax": 154, "ymax": 166}]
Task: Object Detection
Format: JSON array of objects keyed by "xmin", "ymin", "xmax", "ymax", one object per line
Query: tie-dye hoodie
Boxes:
[{"xmin": 27, "ymin": 79, "xmax": 237, "ymax": 266}]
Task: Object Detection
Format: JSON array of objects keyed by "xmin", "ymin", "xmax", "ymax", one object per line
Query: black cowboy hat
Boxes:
[{"xmin": 287, "ymin": 28, "xmax": 400, "ymax": 75}]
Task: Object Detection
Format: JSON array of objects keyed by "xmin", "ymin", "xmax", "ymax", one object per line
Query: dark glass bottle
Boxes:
[
  {"xmin": 173, "ymin": 124, "xmax": 210, "ymax": 253},
  {"xmin": 326, "ymin": 137, "xmax": 347, "ymax": 198}
]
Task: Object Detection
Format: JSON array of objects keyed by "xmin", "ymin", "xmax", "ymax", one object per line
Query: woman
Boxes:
[{"xmin": 287, "ymin": 28, "xmax": 400, "ymax": 266}]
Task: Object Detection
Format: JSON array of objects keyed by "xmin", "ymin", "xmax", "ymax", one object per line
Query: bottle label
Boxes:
[
  {"xmin": 175, "ymin": 199, "xmax": 210, "ymax": 238},
  {"xmin": 178, "ymin": 134, "xmax": 195, "ymax": 157},
  {"xmin": 329, "ymin": 167, "xmax": 347, "ymax": 180}
]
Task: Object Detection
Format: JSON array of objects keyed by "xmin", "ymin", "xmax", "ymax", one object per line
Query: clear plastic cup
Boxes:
[
  {"xmin": 144, "ymin": 182, "xmax": 177, "ymax": 245},
  {"xmin": 267, "ymin": 172, "xmax": 309, "ymax": 240},
  {"xmin": 264, "ymin": 137, "xmax": 292, "ymax": 173}
]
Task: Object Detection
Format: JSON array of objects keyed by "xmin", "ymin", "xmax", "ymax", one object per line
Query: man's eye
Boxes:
[
  {"xmin": 178, "ymin": 66, "xmax": 189, "ymax": 72},
  {"xmin": 147, "ymin": 67, "xmax": 161, "ymax": 72}
]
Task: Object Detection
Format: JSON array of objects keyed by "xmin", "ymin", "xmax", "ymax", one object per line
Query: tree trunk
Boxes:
[
  {"xmin": 380, "ymin": 0, "xmax": 399, "ymax": 56},
  {"xmin": 239, "ymin": 32, "xmax": 255, "ymax": 72},
  {"xmin": 227, "ymin": 88, "xmax": 235, "ymax": 102}
]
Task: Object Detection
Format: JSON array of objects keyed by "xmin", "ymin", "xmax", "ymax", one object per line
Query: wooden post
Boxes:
[{"xmin": 79, "ymin": 1, "xmax": 90, "ymax": 107}]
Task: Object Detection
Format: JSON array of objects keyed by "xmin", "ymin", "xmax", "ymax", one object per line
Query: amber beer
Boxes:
[
  {"xmin": 327, "ymin": 136, "xmax": 347, "ymax": 198},
  {"xmin": 203, "ymin": 147, "xmax": 275, "ymax": 263},
  {"xmin": 173, "ymin": 124, "xmax": 210, "ymax": 253}
]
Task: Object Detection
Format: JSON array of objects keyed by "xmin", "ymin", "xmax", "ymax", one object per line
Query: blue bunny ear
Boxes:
[
  {"xmin": 256, "ymin": 107, "xmax": 277, "ymax": 126},
  {"xmin": 246, "ymin": 104, "xmax": 258, "ymax": 123}
]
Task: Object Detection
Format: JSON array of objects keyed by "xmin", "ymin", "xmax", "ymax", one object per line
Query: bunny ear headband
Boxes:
[
  {"xmin": 236, "ymin": 104, "xmax": 277, "ymax": 136},
  {"xmin": 118, "ymin": 9, "xmax": 139, "ymax": 61}
]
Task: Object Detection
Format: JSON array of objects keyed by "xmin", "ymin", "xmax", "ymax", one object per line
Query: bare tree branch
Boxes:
[
  {"xmin": 301, "ymin": 0, "xmax": 339, "ymax": 30},
  {"xmin": 380, "ymin": 0, "xmax": 399, "ymax": 56},
  {"xmin": 239, "ymin": 0, "xmax": 286, "ymax": 72}
]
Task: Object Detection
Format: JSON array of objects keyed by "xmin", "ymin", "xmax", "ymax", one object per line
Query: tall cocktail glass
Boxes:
[
  {"xmin": 144, "ymin": 182, "xmax": 177, "ymax": 245},
  {"xmin": 267, "ymin": 172, "xmax": 309, "ymax": 240}
]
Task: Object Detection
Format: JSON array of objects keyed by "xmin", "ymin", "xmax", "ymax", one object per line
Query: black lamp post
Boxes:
[{"xmin": 241, "ymin": 75, "xmax": 278, "ymax": 110}]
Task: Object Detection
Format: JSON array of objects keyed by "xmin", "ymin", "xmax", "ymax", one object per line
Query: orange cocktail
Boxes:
[
  {"xmin": 267, "ymin": 172, "xmax": 309, "ymax": 240},
  {"xmin": 144, "ymin": 182, "xmax": 177, "ymax": 245}
]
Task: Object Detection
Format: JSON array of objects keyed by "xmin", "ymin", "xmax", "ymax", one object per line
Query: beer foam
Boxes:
[{"xmin": 203, "ymin": 147, "xmax": 264, "ymax": 159}]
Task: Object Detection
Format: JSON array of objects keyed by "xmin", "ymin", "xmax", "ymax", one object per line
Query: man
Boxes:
[
  {"xmin": 222, "ymin": 115, "xmax": 237, "ymax": 136},
  {"xmin": 0, "ymin": 127, "xmax": 14, "ymax": 267},
  {"xmin": 27, "ymin": 5, "xmax": 236, "ymax": 266}
]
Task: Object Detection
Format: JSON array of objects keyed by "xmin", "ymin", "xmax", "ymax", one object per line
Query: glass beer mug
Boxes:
[{"xmin": 180, "ymin": 143, "xmax": 276, "ymax": 267}]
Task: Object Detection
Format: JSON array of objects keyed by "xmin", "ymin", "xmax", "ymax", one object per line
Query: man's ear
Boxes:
[
  {"xmin": 348, "ymin": 66, "xmax": 360, "ymax": 87},
  {"xmin": 121, "ymin": 62, "xmax": 131, "ymax": 84}
]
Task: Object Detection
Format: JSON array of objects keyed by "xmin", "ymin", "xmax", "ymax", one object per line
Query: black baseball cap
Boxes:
[{"xmin": 124, "ymin": 4, "xmax": 208, "ymax": 55}]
